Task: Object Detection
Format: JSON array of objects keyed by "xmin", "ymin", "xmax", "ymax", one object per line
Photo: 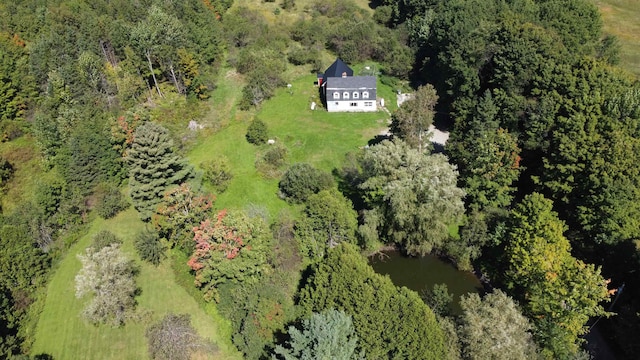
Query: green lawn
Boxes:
[
  {"xmin": 32, "ymin": 60, "xmax": 396, "ymax": 359},
  {"xmin": 31, "ymin": 208, "xmax": 241, "ymax": 360},
  {"xmin": 593, "ymin": 0, "xmax": 640, "ymax": 77},
  {"xmin": 189, "ymin": 73, "xmax": 393, "ymax": 216}
]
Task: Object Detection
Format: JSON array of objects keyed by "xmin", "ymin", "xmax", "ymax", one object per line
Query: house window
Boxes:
[
  {"xmin": 333, "ymin": 92, "xmax": 340, "ymax": 99},
  {"xmin": 353, "ymin": 92, "xmax": 359, "ymax": 99},
  {"xmin": 362, "ymin": 91, "xmax": 369, "ymax": 99},
  {"xmin": 350, "ymin": 102, "xmax": 357, "ymax": 107},
  {"xmin": 365, "ymin": 102, "xmax": 373, "ymax": 107},
  {"xmin": 343, "ymin": 92, "xmax": 350, "ymax": 99}
]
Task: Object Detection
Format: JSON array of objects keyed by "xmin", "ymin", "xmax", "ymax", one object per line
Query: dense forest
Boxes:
[{"xmin": 1, "ymin": 0, "xmax": 639, "ymax": 359}]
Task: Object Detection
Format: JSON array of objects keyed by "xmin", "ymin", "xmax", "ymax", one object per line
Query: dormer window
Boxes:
[
  {"xmin": 362, "ymin": 91, "xmax": 369, "ymax": 99},
  {"xmin": 343, "ymin": 92, "xmax": 349, "ymax": 99},
  {"xmin": 353, "ymin": 92, "xmax": 359, "ymax": 99},
  {"xmin": 333, "ymin": 92, "xmax": 340, "ymax": 99}
]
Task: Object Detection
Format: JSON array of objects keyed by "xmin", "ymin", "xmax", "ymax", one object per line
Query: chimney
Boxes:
[{"xmin": 342, "ymin": 72, "xmax": 347, "ymax": 78}]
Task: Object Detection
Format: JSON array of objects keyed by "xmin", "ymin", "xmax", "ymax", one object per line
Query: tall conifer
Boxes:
[{"xmin": 126, "ymin": 122, "xmax": 192, "ymax": 221}]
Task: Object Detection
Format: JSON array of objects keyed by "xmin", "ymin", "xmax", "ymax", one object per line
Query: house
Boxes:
[{"xmin": 320, "ymin": 59, "xmax": 377, "ymax": 112}]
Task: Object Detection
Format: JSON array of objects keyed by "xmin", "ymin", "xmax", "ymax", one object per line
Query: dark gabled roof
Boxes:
[
  {"xmin": 324, "ymin": 58, "xmax": 353, "ymax": 78},
  {"xmin": 325, "ymin": 76, "xmax": 376, "ymax": 90}
]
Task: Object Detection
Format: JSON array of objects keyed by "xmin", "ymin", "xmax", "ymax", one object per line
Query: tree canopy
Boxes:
[
  {"xmin": 298, "ymin": 243, "xmax": 447, "ymax": 359},
  {"xmin": 75, "ymin": 243, "xmax": 138, "ymax": 326},
  {"xmin": 354, "ymin": 140, "xmax": 465, "ymax": 255},
  {"xmin": 390, "ymin": 84, "xmax": 438, "ymax": 152},
  {"xmin": 458, "ymin": 290, "xmax": 539, "ymax": 360},
  {"xmin": 188, "ymin": 210, "xmax": 270, "ymax": 302},
  {"xmin": 503, "ymin": 193, "xmax": 610, "ymax": 358},
  {"xmin": 295, "ymin": 189, "xmax": 358, "ymax": 260},
  {"xmin": 126, "ymin": 122, "xmax": 193, "ymax": 221},
  {"xmin": 274, "ymin": 309, "xmax": 362, "ymax": 360}
]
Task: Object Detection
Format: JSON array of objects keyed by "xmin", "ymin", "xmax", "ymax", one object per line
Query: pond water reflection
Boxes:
[{"xmin": 369, "ymin": 251, "xmax": 484, "ymax": 315}]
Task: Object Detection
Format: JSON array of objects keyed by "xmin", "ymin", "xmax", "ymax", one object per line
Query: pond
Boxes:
[{"xmin": 369, "ymin": 251, "xmax": 484, "ymax": 315}]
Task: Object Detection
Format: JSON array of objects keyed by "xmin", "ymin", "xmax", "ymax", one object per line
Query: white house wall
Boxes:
[{"xmin": 327, "ymin": 100, "xmax": 377, "ymax": 112}]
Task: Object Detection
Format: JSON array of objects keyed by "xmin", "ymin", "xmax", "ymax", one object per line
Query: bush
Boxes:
[
  {"xmin": 281, "ymin": 0, "xmax": 294, "ymax": 10},
  {"xmin": 146, "ymin": 313, "xmax": 217, "ymax": 360},
  {"xmin": 91, "ymin": 230, "xmax": 122, "ymax": 251},
  {"xmin": 0, "ymin": 157, "xmax": 14, "ymax": 188},
  {"xmin": 34, "ymin": 178, "xmax": 65, "ymax": 217},
  {"xmin": 95, "ymin": 185, "xmax": 129, "ymax": 219},
  {"xmin": 373, "ymin": 5, "xmax": 393, "ymax": 25},
  {"xmin": 256, "ymin": 143, "xmax": 288, "ymax": 179},
  {"xmin": 201, "ymin": 157, "xmax": 233, "ymax": 193},
  {"xmin": 421, "ymin": 283, "xmax": 453, "ymax": 317},
  {"xmin": 246, "ymin": 118, "xmax": 268, "ymax": 145},
  {"xmin": 278, "ymin": 163, "xmax": 333, "ymax": 203},
  {"xmin": 134, "ymin": 227, "xmax": 165, "ymax": 266}
]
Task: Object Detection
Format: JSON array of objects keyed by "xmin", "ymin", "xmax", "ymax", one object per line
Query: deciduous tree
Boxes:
[
  {"xmin": 75, "ymin": 243, "xmax": 138, "ymax": 326},
  {"xmin": 504, "ymin": 193, "xmax": 610, "ymax": 358},
  {"xmin": 90, "ymin": 230, "xmax": 122, "ymax": 251},
  {"xmin": 390, "ymin": 84, "xmax": 438, "ymax": 152},
  {"xmin": 188, "ymin": 210, "xmax": 270, "ymax": 302},
  {"xmin": 0, "ymin": 32, "xmax": 34, "ymax": 124},
  {"xmin": 447, "ymin": 91, "xmax": 522, "ymax": 210},
  {"xmin": 245, "ymin": 118, "xmax": 268, "ymax": 145},
  {"xmin": 278, "ymin": 163, "xmax": 333, "ymax": 203},
  {"xmin": 356, "ymin": 140, "xmax": 465, "ymax": 255},
  {"xmin": 154, "ymin": 183, "xmax": 213, "ymax": 252},
  {"xmin": 458, "ymin": 290, "xmax": 539, "ymax": 360},
  {"xmin": 131, "ymin": 6, "xmax": 185, "ymax": 97}
]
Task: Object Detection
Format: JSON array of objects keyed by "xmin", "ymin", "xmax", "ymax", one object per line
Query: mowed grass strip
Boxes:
[
  {"xmin": 594, "ymin": 0, "xmax": 640, "ymax": 77},
  {"xmin": 189, "ymin": 73, "xmax": 393, "ymax": 215},
  {"xmin": 32, "ymin": 208, "xmax": 241, "ymax": 360}
]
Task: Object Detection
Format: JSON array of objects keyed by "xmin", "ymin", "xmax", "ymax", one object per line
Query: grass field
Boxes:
[
  {"xmin": 0, "ymin": 135, "xmax": 45, "ymax": 212},
  {"xmin": 189, "ymin": 72, "xmax": 395, "ymax": 216},
  {"xmin": 593, "ymin": 0, "xmax": 640, "ymax": 77},
  {"xmin": 31, "ymin": 208, "xmax": 241, "ymax": 360}
]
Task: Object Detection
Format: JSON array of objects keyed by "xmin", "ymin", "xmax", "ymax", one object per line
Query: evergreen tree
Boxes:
[
  {"xmin": 298, "ymin": 244, "xmax": 447, "ymax": 359},
  {"xmin": 134, "ymin": 227, "xmax": 165, "ymax": 266},
  {"xmin": 126, "ymin": 122, "xmax": 192, "ymax": 221},
  {"xmin": 245, "ymin": 118, "xmax": 268, "ymax": 145},
  {"xmin": 274, "ymin": 309, "xmax": 362, "ymax": 360}
]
